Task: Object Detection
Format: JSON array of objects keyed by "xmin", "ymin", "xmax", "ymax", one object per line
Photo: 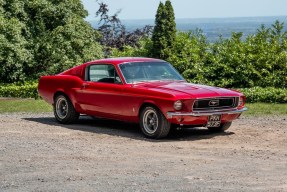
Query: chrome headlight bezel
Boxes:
[{"xmin": 174, "ymin": 100, "xmax": 183, "ymax": 111}]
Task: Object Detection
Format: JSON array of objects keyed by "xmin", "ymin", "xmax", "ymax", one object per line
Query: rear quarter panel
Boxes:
[{"xmin": 38, "ymin": 75, "xmax": 83, "ymax": 106}]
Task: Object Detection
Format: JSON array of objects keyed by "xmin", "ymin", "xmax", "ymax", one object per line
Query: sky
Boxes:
[{"xmin": 82, "ymin": 0, "xmax": 287, "ymax": 21}]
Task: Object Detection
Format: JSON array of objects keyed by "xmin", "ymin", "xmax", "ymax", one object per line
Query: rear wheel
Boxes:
[
  {"xmin": 140, "ymin": 106, "xmax": 171, "ymax": 139},
  {"xmin": 54, "ymin": 94, "xmax": 79, "ymax": 124},
  {"xmin": 208, "ymin": 122, "xmax": 232, "ymax": 132}
]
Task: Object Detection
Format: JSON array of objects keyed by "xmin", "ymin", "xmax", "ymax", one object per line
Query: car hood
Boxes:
[{"xmin": 135, "ymin": 81, "xmax": 241, "ymax": 98}]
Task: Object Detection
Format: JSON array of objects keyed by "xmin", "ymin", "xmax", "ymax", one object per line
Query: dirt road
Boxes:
[{"xmin": 0, "ymin": 113, "xmax": 287, "ymax": 191}]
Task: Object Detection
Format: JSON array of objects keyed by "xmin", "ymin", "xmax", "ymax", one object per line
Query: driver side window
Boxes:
[{"xmin": 88, "ymin": 64, "xmax": 122, "ymax": 84}]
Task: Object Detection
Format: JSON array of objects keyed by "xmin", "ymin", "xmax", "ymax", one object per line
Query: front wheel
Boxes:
[
  {"xmin": 54, "ymin": 94, "xmax": 79, "ymax": 124},
  {"xmin": 208, "ymin": 122, "xmax": 232, "ymax": 132},
  {"xmin": 140, "ymin": 106, "xmax": 171, "ymax": 139}
]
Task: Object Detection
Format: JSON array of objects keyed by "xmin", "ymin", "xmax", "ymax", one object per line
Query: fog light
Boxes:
[{"xmin": 174, "ymin": 100, "xmax": 182, "ymax": 110}]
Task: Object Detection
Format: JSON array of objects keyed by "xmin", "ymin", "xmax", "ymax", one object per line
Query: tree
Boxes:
[
  {"xmin": 151, "ymin": 0, "xmax": 176, "ymax": 59},
  {"xmin": 0, "ymin": 0, "xmax": 103, "ymax": 83},
  {"xmin": 151, "ymin": 2, "xmax": 165, "ymax": 58},
  {"xmin": 0, "ymin": 17, "xmax": 32, "ymax": 83},
  {"xmin": 95, "ymin": 1, "xmax": 152, "ymax": 56},
  {"xmin": 166, "ymin": 30, "xmax": 209, "ymax": 84},
  {"xmin": 164, "ymin": 0, "xmax": 176, "ymax": 48}
]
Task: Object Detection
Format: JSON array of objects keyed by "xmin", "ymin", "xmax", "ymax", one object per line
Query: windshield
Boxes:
[{"xmin": 119, "ymin": 62, "xmax": 185, "ymax": 84}]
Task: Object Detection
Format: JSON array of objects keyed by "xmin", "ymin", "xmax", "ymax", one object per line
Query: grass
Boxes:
[
  {"xmin": 0, "ymin": 99, "xmax": 52, "ymax": 113},
  {"xmin": 244, "ymin": 103, "xmax": 287, "ymax": 116},
  {"xmin": 0, "ymin": 99, "xmax": 286, "ymax": 115}
]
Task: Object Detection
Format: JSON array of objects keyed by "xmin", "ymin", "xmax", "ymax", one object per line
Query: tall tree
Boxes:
[
  {"xmin": 151, "ymin": 0, "xmax": 176, "ymax": 59},
  {"xmin": 164, "ymin": 0, "xmax": 176, "ymax": 48},
  {"xmin": 151, "ymin": 2, "xmax": 166, "ymax": 58}
]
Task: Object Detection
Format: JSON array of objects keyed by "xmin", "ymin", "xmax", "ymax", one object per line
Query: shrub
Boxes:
[
  {"xmin": 0, "ymin": 82, "xmax": 39, "ymax": 99},
  {"xmin": 239, "ymin": 87, "xmax": 287, "ymax": 103}
]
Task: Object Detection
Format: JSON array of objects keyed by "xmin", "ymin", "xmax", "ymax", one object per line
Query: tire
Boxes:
[
  {"xmin": 54, "ymin": 94, "xmax": 79, "ymax": 124},
  {"xmin": 140, "ymin": 106, "xmax": 171, "ymax": 139},
  {"xmin": 208, "ymin": 122, "xmax": 232, "ymax": 132}
]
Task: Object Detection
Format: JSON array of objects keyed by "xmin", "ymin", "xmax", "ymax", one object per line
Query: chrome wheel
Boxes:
[
  {"xmin": 140, "ymin": 106, "xmax": 171, "ymax": 139},
  {"xmin": 143, "ymin": 109, "xmax": 159, "ymax": 134},
  {"xmin": 55, "ymin": 96, "xmax": 68, "ymax": 119},
  {"xmin": 54, "ymin": 94, "xmax": 79, "ymax": 124}
]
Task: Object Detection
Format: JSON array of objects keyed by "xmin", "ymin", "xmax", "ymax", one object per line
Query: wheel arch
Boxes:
[
  {"xmin": 53, "ymin": 91, "xmax": 70, "ymax": 104},
  {"xmin": 138, "ymin": 101, "xmax": 163, "ymax": 118},
  {"xmin": 53, "ymin": 89, "xmax": 81, "ymax": 114},
  {"xmin": 138, "ymin": 101, "xmax": 171, "ymax": 139},
  {"xmin": 53, "ymin": 90, "xmax": 80, "ymax": 124}
]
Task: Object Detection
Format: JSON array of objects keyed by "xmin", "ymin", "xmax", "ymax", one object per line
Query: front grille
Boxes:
[{"xmin": 193, "ymin": 97, "xmax": 238, "ymax": 111}]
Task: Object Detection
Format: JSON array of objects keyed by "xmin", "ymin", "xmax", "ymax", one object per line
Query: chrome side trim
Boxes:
[{"xmin": 166, "ymin": 107, "xmax": 247, "ymax": 118}]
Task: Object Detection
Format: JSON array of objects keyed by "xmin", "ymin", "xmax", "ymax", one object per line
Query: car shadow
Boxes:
[{"xmin": 23, "ymin": 115, "xmax": 234, "ymax": 142}]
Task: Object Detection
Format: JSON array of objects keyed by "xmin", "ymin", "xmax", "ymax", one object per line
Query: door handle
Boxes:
[{"xmin": 82, "ymin": 83, "xmax": 89, "ymax": 89}]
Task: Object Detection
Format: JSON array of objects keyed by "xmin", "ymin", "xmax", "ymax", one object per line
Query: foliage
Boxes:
[
  {"xmin": 30, "ymin": 16, "xmax": 103, "ymax": 76},
  {"xmin": 0, "ymin": 6, "xmax": 32, "ymax": 83},
  {"xmin": 151, "ymin": 0, "xmax": 176, "ymax": 59},
  {"xmin": 115, "ymin": 19, "xmax": 287, "ymax": 89},
  {"xmin": 0, "ymin": 0, "xmax": 103, "ymax": 83},
  {"xmin": 165, "ymin": 30, "xmax": 209, "ymax": 84},
  {"xmin": 0, "ymin": 82, "xmax": 38, "ymax": 99},
  {"xmin": 95, "ymin": 1, "xmax": 152, "ymax": 55},
  {"xmin": 239, "ymin": 87, "xmax": 287, "ymax": 103},
  {"xmin": 206, "ymin": 22, "xmax": 287, "ymax": 88},
  {"xmin": 1, "ymin": 0, "xmax": 287, "ymax": 96},
  {"xmin": 111, "ymin": 38, "xmax": 152, "ymax": 57},
  {"xmin": 164, "ymin": 0, "xmax": 176, "ymax": 48}
]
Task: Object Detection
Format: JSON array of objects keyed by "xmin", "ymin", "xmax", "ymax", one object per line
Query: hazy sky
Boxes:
[{"xmin": 82, "ymin": 0, "xmax": 287, "ymax": 20}]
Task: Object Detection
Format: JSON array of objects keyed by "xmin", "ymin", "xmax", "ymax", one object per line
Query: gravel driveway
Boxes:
[{"xmin": 0, "ymin": 113, "xmax": 287, "ymax": 191}]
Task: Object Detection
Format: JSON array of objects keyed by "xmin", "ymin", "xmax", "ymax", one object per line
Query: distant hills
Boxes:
[{"xmin": 88, "ymin": 16, "xmax": 287, "ymax": 42}]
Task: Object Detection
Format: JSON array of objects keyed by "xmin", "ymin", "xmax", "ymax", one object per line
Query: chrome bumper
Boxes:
[{"xmin": 167, "ymin": 107, "xmax": 248, "ymax": 118}]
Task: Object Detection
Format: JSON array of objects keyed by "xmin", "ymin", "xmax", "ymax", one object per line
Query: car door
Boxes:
[{"xmin": 76, "ymin": 64, "xmax": 125, "ymax": 119}]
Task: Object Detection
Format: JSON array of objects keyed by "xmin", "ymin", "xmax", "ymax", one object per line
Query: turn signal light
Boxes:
[{"xmin": 238, "ymin": 96, "xmax": 245, "ymax": 107}]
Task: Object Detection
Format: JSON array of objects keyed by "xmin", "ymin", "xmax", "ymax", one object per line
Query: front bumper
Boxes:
[{"xmin": 167, "ymin": 107, "xmax": 247, "ymax": 118}]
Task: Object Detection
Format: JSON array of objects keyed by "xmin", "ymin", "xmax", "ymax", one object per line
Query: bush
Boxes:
[
  {"xmin": 239, "ymin": 87, "xmax": 287, "ymax": 103},
  {"xmin": 0, "ymin": 82, "xmax": 39, "ymax": 99}
]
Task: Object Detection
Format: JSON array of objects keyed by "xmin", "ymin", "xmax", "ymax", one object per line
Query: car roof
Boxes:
[{"xmin": 83, "ymin": 57, "xmax": 165, "ymax": 65}]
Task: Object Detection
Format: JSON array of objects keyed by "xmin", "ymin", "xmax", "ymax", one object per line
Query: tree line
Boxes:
[
  {"xmin": 1, "ymin": 0, "xmax": 286, "ymax": 89},
  {"xmin": 113, "ymin": 1, "xmax": 287, "ymax": 89}
]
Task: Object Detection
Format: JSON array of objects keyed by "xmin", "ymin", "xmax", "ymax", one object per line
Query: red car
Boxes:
[{"xmin": 38, "ymin": 57, "xmax": 247, "ymax": 139}]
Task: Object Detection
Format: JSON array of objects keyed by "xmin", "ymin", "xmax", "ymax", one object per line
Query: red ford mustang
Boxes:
[{"xmin": 38, "ymin": 57, "xmax": 247, "ymax": 139}]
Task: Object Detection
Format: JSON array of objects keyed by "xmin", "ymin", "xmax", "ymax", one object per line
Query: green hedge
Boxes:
[
  {"xmin": 239, "ymin": 87, "xmax": 287, "ymax": 103},
  {"xmin": 0, "ymin": 83, "xmax": 286, "ymax": 103},
  {"xmin": 0, "ymin": 82, "xmax": 39, "ymax": 99}
]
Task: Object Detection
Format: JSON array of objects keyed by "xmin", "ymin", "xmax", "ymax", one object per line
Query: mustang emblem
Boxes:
[{"xmin": 209, "ymin": 100, "xmax": 219, "ymax": 107}]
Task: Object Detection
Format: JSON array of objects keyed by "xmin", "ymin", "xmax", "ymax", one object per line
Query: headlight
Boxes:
[{"xmin": 174, "ymin": 100, "xmax": 183, "ymax": 110}]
